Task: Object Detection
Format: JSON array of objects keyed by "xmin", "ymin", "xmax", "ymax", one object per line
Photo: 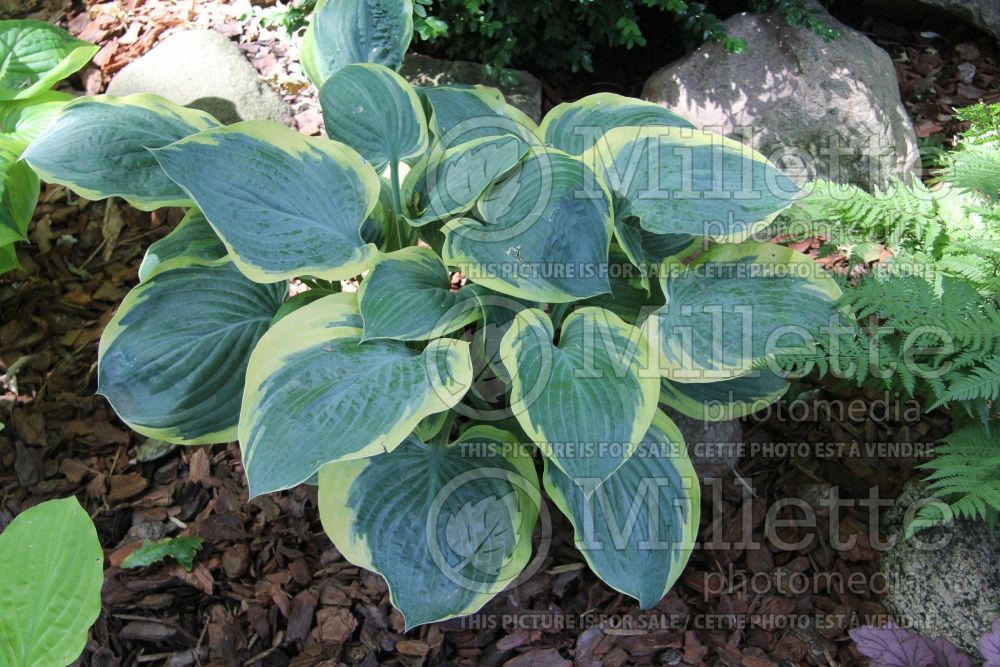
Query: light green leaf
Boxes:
[
  {"xmin": 0, "ymin": 137, "xmax": 38, "ymax": 247},
  {"xmin": 442, "ymin": 148, "xmax": 614, "ymax": 303},
  {"xmin": 98, "ymin": 257, "xmax": 286, "ymax": 444},
  {"xmin": 543, "ymin": 410, "xmax": 699, "ymax": 608},
  {"xmin": 318, "ymin": 426, "xmax": 539, "ymax": 628},
  {"xmin": 420, "ymin": 85, "xmax": 540, "ymax": 150},
  {"xmin": 540, "ymin": 92, "xmax": 693, "ymax": 155},
  {"xmin": 319, "ymin": 63, "xmax": 427, "ymax": 172},
  {"xmin": 138, "ymin": 208, "xmax": 227, "ymax": 282},
  {"xmin": 0, "ymin": 90, "xmax": 72, "ymax": 144},
  {"xmin": 151, "ymin": 120, "xmax": 381, "ymax": 283},
  {"xmin": 660, "ymin": 369, "xmax": 789, "ymax": 421},
  {"xmin": 121, "ymin": 536, "xmax": 204, "ymax": 572},
  {"xmin": 239, "ymin": 292, "xmax": 474, "ymax": 497},
  {"xmin": 649, "ymin": 241, "xmax": 843, "ymax": 381},
  {"xmin": 0, "ymin": 241, "xmax": 17, "ymax": 273},
  {"xmin": 301, "ymin": 0, "xmax": 413, "ymax": 88},
  {"xmin": 23, "ymin": 94, "xmax": 222, "ymax": 211},
  {"xmin": 0, "ymin": 20, "xmax": 98, "ymax": 100},
  {"xmin": 357, "ymin": 246, "xmax": 480, "ymax": 340},
  {"xmin": 500, "ymin": 307, "xmax": 659, "ymax": 485},
  {"xmin": 0, "ymin": 497, "xmax": 103, "ymax": 667},
  {"xmin": 582, "ymin": 126, "xmax": 799, "ymax": 241},
  {"xmin": 403, "ymin": 134, "xmax": 528, "ymax": 226}
]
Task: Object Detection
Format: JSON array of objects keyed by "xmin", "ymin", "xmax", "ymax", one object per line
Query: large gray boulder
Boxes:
[
  {"xmin": 107, "ymin": 30, "xmax": 291, "ymax": 126},
  {"xmin": 399, "ymin": 54, "xmax": 543, "ymax": 123},
  {"xmin": 879, "ymin": 480, "xmax": 1000, "ymax": 653},
  {"xmin": 904, "ymin": 0, "xmax": 1000, "ymax": 41},
  {"xmin": 642, "ymin": 6, "xmax": 919, "ymax": 190}
]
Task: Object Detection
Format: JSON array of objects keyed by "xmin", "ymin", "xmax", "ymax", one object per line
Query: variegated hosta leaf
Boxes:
[
  {"xmin": 540, "ymin": 92, "xmax": 693, "ymax": 155},
  {"xmin": 442, "ymin": 148, "xmax": 614, "ymax": 303},
  {"xmin": 543, "ymin": 410, "xmax": 699, "ymax": 608},
  {"xmin": 614, "ymin": 217, "xmax": 698, "ymax": 277},
  {"xmin": 0, "ymin": 138, "xmax": 39, "ymax": 249},
  {"xmin": 358, "ymin": 246, "xmax": 480, "ymax": 341},
  {"xmin": 151, "ymin": 121, "xmax": 381, "ymax": 283},
  {"xmin": 582, "ymin": 126, "xmax": 799, "ymax": 241},
  {"xmin": 403, "ymin": 134, "xmax": 528, "ymax": 226},
  {"xmin": 23, "ymin": 94, "xmax": 221, "ymax": 211},
  {"xmin": 500, "ymin": 307, "xmax": 659, "ymax": 485},
  {"xmin": 240, "ymin": 293, "xmax": 474, "ymax": 497},
  {"xmin": 0, "ymin": 497, "xmax": 104, "ymax": 667},
  {"xmin": 660, "ymin": 369, "xmax": 789, "ymax": 422},
  {"xmin": 650, "ymin": 241, "xmax": 843, "ymax": 382},
  {"xmin": 301, "ymin": 0, "xmax": 413, "ymax": 88},
  {"xmin": 318, "ymin": 427, "xmax": 540, "ymax": 628},
  {"xmin": 0, "ymin": 90, "xmax": 72, "ymax": 144},
  {"xmin": 319, "ymin": 63, "xmax": 428, "ymax": 172},
  {"xmin": 0, "ymin": 20, "xmax": 98, "ymax": 100},
  {"xmin": 138, "ymin": 208, "xmax": 227, "ymax": 282},
  {"xmin": 420, "ymin": 85, "xmax": 540, "ymax": 150},
  {"xmin": 98, "ymin": 257, "xmax": 286, "ymax": 444}
]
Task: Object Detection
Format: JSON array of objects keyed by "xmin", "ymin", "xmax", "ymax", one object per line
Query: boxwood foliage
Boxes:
[{"xmin": 27, "ymin": 0, "xmax": 847, "ymax": 627}]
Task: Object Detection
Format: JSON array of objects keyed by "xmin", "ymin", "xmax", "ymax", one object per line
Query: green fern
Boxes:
[
  {"xmin": 933, "ymin": 358, "xmax": 1000, "ymax": 407},
  {"xmin": 907, "ymin": 426, "xmax": 1000, "ymax": 536}
]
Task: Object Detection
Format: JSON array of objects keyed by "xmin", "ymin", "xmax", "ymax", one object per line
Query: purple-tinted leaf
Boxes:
[
  {"xmin": 849, "ymin": 626, "xmax": 935, "ymax": 667},
  {"xmin": 925, "ymin": 636, "xmax": 971, "ymax": 667},
  {"xmin": 981, "ymin": 618, "xmax": 1000, "ymax": 667}
]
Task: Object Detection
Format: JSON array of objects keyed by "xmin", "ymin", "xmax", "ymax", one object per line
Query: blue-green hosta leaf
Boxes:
[
  {"xmin": 0, "ymin": 90, "xmax": 72, "ymax": 143},
  {"xmin": 420, "ymin": 85, "xmax": 540, "ymax": 150},
  {"xmin": 137, "ymin": 209, "xmax": 227, "ymax": 282},
  {"xmin": 543, "ymin": 411, "xmax": 699, "ymax": 608},
  {"xmin": 500, "ymin": 307, "xmax": 659, "ymax": 485},
  {"xmin": 0, "ymin": 138, "xmax": 38, "ymax": 248},
  {"xmin": 650, "ymin": 241, "xmax": 843, "ymax": 382},
  {"xmin": 403, "ymin": 134, "xmax": 528, "ymax": 226},
  {"xmin": 98, "ymin": 257, "xmax": 286, "ymax": 444},
  {"xmin": 540, "ymin": 92, "xmax": 693, "ymax": 155},
  {"xmin": 442, "ymin": 148, "xmax": 614, "ymax": 303},
  {"xmin": 151, "ymin": 121, "xmax": 381, "ymax": 283},
  {"xmin": 301, "ymin": 0, "xmax": 413, "ymax": 88},
  {"xmin": 357, "ymin": 246, "xmax": 480, "ymax": 340},
  {"xmin": 319, "ymin": 63, "xmax": 428, "ymax": 172},
  {"xmin": 23, "ymin": 94, "xmax": 221, "ymax": 211},
  {"xmin": 0, "ymin": 20, "xmax": 98, "ymax": 100},
  {"xmin": 660, "ymin": 369, "xmax": 789, "ymax": 422},
  {"xmin": 614, "ymin": 216, "xmax": 698, "ymax": 277},
  {"xmin": 239, "ymin": 292, "xmax": 473, "ymax": 497},
  {"xmin": 582, "ymin": 126, "xmax": 799, "ymax": 241},
  {"xmin": 120, "ymin": 536, "xmax": 204, "ymax": 572},
  {"xmin": 0, "ymin": 497, "xmax": 103, "ymax": 667},
  {"xmin": 580, "ymin": 249, "xmax": 662, "ymax": 325},
  {"xmin": 318, "ymin": 426, "xmax": 539, "ymax": 628}
]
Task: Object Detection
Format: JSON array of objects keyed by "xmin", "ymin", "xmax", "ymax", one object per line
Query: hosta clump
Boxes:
[{"xmin": 25, "ymin": 0, "xmax": 846, "ymax": 627}]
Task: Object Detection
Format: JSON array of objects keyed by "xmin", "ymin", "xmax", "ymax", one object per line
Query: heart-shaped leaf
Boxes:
[
  {"xmin": 500, "ymin": 307, "xmax": 659, "ymax": 485},
  {"xmin": 319, "ymin": 63, "xmax": 428, "ymax": 172},
  {"xmin": 543, "ymin": 410, "xmax": 699, "ymax": 608},
  {"xmin": 358, "ymin": 246, "xmax": 480, "ymax": 340},
  {"xmin": 442, "ymin": 148, "xmax": 614, "ymax": 303},
  {"xmin": 0, "ymin": 20, "xmax": 98, "ymax": 100},
  {"xmin": 23, "ymin": 94, "xmax": 221, "ymax": 211},
  {"xmin": 99, "ymin": 256, "xmax": 286, "ymax": 444},
  {"xmin": 240, "ymin": 293, "xmax": 474, "ymax": 496},
  {"xmin": 0, "ymin": 497, "xmax": 103, "ymax": 667},
  {"xmin": 318, "ymin": 426, "xmax": 539, "ymax": 628},
  {"xmin": 151, "ymin": 121, "xmax": 381, "ymax": 283}
]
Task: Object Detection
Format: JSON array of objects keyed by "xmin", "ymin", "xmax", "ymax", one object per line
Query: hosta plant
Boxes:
[
  {"xmin": 25, "ymin": 0, "xmax": 845, "ymax": 627},
  {"xmin": 0, "ymin": 19, "xmax": 97, "ymax": 273}
]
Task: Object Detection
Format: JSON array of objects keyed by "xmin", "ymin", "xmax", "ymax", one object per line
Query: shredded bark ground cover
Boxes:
[{"xmin": 0, "ymin": 0, "xmax": 989, "ymax": 664}]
